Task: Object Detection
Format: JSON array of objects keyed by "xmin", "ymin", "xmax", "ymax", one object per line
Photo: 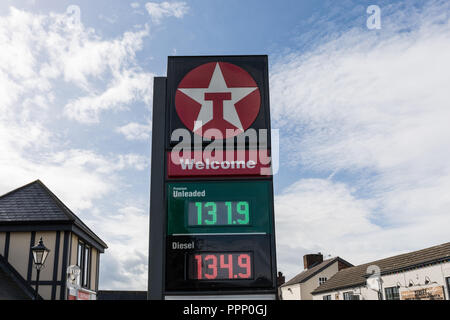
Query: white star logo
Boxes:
[{"xmin": 178, "ymin": 63, "xmax": 258, "ymax": 132}]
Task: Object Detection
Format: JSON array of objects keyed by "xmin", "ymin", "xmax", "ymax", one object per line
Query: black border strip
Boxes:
[
  {"xmin": 0, "ymin": 224, "xmax": 105, "ymax": 253},
  {"xmin": 27, "ymin": 231, "xmax": 36, "ymax": 283},
  {"xmin": 59, "ymin": 231, "xmax": 69, "ymax": 300},
  {"xmin": 30, "ymin": 280, "xmax": 63, "ymax": 285},
  {"xmin": 4, "ymin": 232, "xmax": 10, "ymax": 261},
  {"xmin": 51, "ymin": 231, "xmax": 61, "ymax": 299},
  {"xmin": 148, "ymin": 77, "xmax": 167, "ymax": 300}
]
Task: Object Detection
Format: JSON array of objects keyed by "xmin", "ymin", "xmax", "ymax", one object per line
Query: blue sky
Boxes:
[{"xmin": 0, "ymin": 0, "xmax": 449, "ymax": 290}]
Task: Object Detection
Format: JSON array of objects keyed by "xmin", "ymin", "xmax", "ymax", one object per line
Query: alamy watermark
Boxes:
[
  {"xmin": 367, "ymin": 5, "xmax": 381, "ymax": 30},
  {"xmin": 170, "ymin": 127, "xmax": 279, "ymax": 176}
]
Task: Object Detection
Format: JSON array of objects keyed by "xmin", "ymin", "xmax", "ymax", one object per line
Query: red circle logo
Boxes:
[{"xmin": 175, "ymin": 62, "xmax": 261, "ymax": 139}]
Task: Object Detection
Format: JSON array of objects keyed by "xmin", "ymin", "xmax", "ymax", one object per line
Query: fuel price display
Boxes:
[
  {"xmin": 188, "ymin": 252, "xmax": 253, "ymax": 280},
  {"xmin": 167, "ymin": 181, "xmax": 273, "ymax": 235},
  {"xmin": 165, "ymin": 235, "xmax": 274, "ymax": 291},
  {"xmin": 188, "ymin": 201, "xmax": 250, "ymax": 226}
]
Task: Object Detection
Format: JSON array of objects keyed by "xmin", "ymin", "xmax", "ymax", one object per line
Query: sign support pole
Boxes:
[{"xmin": 148, "ymin": 77, "xmax": 167, "ymax": 300}]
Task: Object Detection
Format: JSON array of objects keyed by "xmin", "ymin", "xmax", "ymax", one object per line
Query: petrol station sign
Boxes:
[
  {"xmin": 148, "ymin": 55, "xmax": 276, "ymax": 299},
  {"xmin": 174, "ymin": 62, "xmax": 261, "ymax": 139},
  {"xmin": 166, "ymin": 56, "xmax": 272, "ymax": 147}
]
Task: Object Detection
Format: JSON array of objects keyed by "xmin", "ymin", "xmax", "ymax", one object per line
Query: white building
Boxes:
[
  {"xmin": 312, "ymin": 242, "xmax": 450, "ymax": 300},
  {"xmin": 279, "ymin": 253, "xmax": 353, "ymax": 300}
]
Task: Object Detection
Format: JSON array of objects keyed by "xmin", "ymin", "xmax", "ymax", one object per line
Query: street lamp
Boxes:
[{"xmin": 31, "ymin": 237, "xmax": 50, "ymax": 300}]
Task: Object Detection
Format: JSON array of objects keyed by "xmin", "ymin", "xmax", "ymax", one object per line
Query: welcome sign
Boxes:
[{"xmin": 167, "ymin": 150, "xmax": 272, "ymax": 177}]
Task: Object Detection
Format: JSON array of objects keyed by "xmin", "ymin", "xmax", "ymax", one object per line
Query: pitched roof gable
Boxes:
[
  {"xmin": 312, "ymin": 242, "xmax": 450, "ymax": 294},
  {"xmin": 0, "ymin": 180, "xmax": 70, "ymax": 222},
  {"xmin": 281, "ymin": 257, "xmax": 353, "ymax": 287},
  {"xmin": 0, "ymin": 180, "xmax": 107, "ymax": 250}
]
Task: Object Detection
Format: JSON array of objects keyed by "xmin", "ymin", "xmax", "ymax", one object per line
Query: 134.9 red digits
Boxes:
[{"xmin": 192, "ymin": 253, "xmax": 252, "ymax": 280}]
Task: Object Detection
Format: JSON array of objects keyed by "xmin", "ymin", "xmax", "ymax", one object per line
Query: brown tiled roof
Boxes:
[
  {"xmin": 281, "ymin": 257, "xmax": 353, "ymax": 287},
  {"xmin": 312, "ymin": 242, "xmax": 450, "ymax": 294}
]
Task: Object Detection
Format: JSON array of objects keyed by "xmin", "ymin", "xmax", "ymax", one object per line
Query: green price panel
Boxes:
[{"xmin": 167, "ymin": 181, "xmax": 273, "ymax": 235}]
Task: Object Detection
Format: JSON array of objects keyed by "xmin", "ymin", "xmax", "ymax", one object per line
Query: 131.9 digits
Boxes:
[
  {"xmin": 188, "ymin": 252, "xmax": 253, "ymax": 280},
  {"xmin": 188, "ymin": 201, "xmax": 250, "ymax": 226}
]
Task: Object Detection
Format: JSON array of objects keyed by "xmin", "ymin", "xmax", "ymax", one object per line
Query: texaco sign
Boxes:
[
  {"xmin": 175, "ymin": 62, "xmax": 261, "ymax": 139},
  {"xmin": 167, "ymin": 56, "xmax": 271, "ymax": 146},
  {"xmin": 166, "ymin": 56, "xmax": 272, "ymax": 177}
]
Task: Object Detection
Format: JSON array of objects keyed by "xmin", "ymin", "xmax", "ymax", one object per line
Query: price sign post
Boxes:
[{"xmin": 148, "ymin": 56, "xmax": 277, "ymax": 300}]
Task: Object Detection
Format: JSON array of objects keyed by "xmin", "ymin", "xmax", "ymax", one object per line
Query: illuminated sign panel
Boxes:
[
  {"xmin": 167, "ymin": 150, "xmax": 271, "ymax": 177},
  {"xmin": 165, "ymin": 235, "xmax": 273, "ymax": 291},
  {"xmin": 167, "ymin": 181, "xmax": 273, "ymax": 235},
  {"xmin": 187, "ymin": 201, "xmax": 250, "ymax": 227}
]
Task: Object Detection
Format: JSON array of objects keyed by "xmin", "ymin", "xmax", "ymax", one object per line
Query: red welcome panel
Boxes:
[{"xmin": 167, "ymin": 150, "xmax": 272, "ymax": 177}]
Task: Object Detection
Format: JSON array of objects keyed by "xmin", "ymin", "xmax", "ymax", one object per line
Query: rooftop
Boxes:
[
  {"xmin": 0, "ymin": 180, "xmax": 107, "ymax": 251},
  {"xmin": 281, "ymin": 257, "xmax": 353, "ymax": 288},
  {"xmin": 312, "ymin": 242, "xmax": 450, "ymax": 295}
]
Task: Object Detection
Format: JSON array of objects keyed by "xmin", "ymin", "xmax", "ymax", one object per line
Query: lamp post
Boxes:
[{"xmin": 31, "ymin": 237, "xmax": 50, "ymax": 300}]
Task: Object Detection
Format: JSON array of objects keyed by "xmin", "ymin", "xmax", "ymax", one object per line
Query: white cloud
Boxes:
[
  {"xmin": 65, "ymin": 70, "xmax": 153, "ymax": 123},
  {"xmin": 116, "ymin": 121, "xmax": 152, "ymax": 141},
  {"xmin": 275, "ymin": 179, "xmax": 379, "ymax": 278},
  {"xmin": 144, "ymin": 1, "xmax": 189, "ymax": 24},
  {"xmin": 86, "ymin": 205, "xmax": 149, "ymax": 290},
  {"xmin": 0, "ymin": 6, "xmax": 153, "ymax": 290},
  {"xmin": 0, "ymin": 6, "xmax": 154, "ymax": 124},
  {"xmin": 0, "ymin": 6, "xmax": 151, "ymax": 203},
  {"xmin": 130, "ymin": 2, "xmax": 140, "ymax": 9},
  {"xmin": 271, "ymin": 1, "xmax": 450, "ymax": 279}
]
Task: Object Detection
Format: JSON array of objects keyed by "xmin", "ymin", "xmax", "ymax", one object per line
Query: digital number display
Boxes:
[
  {"xmin": 188, "ymin": 252, "xmax": 253, "ymax": 280},
  {"xmin": 187, "ymin": 201, "xmax": 250, "ymax": 226},
  {"xmin": 167, "ymin": 181, "xmax": 272, "ymax": 235}
]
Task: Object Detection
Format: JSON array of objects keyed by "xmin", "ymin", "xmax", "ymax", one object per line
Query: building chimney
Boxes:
[
  {"xmin": 303, "ymin": 253, "xmax": 323, "ymax": 269},
  {"xmin": 277, "ymin": 272, "xmax": 285, "ymax": 287}
]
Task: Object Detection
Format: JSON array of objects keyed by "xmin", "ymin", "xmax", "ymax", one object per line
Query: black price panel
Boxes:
[{"xmin": 165, "ymin": 235, "xmax": 273, "ymax": 292}]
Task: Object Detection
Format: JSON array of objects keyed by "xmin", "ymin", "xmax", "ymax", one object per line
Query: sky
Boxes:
[{"xmin": 0, "ymin": 0, "xmax": 449, "ymax": 290}]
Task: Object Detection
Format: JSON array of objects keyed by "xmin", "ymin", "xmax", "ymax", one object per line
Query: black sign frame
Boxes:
[{"xmin": 148, "ymin": 56, "xmax": 277, "ymax": 299}]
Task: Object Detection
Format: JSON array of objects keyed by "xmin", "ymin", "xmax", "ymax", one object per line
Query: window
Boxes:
[
  {"xmin": 319, "ymin": 277, "xmax": 327, "ymax": 285},
  {"xmin": 77, "ymin": 242, "xmax": 82, "ymax": 267},
  {"xmin": 343, "ymin": 291, "xmax": 354, "ymax": 300},
  {"xmin": 323, "ymin": 295, "xmax": 332, "ymax": 300},
  {"xmin": 343, "ymin": 292, "xmax": 360, "ymax": 300},
  {"xmin": 77, "ymin": 241, "xmax": 91, "ymax": 288},
  {"xmin": 385, "ymin": 287, "xmax": 400, "ymax": 300}
]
